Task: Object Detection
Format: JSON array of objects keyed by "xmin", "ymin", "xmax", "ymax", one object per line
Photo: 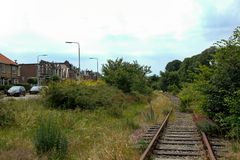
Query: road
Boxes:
[{"xmin": 1, "ymin": 94, "xmax": 40, "ymax": 101}]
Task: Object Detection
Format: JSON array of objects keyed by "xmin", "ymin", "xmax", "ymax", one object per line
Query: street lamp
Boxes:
[
  {"xmin": 65, "ymin": 41, "xmax": 80, "ymax": 80},
  {"xmin": 89, "ymin": 57, "xmax": 98, "ymax": 80},
  {"xmin": 37, "ymin": 54, "xmax": 47, "ymax": 86}
]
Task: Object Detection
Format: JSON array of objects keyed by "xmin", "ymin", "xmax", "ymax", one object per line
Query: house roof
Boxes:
[{"xmin": 0, "ymin": 53, "xmax": 17, "ymax": 65}]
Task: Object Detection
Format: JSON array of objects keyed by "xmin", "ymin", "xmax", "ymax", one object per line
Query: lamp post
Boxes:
[
  {"xmin": 37, "ymin": 54, "xmax": 47, "ymax": 86},
  {"xmin": 65, "ymin": 41, "xmax": 80, "ymax": 80},
  {"xmin": 89, "ymin": 57, "xmax": 98, "ymax": 80}
]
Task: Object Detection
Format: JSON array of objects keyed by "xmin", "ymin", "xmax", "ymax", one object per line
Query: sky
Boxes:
[{"xmin": 0, "ymin": 0, "xmax": 239, "ymax": 74}]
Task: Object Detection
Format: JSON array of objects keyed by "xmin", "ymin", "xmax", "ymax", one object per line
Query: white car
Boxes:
[
  {"xmin": 7, "ymin": 86, "xmax": 26, "ymax": 97},
  {"xmin": 29, "ymin": 86, "xmax": 43, "ymax": 94}
]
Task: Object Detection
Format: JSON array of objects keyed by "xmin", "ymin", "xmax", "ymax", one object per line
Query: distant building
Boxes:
[
  {"xmin": 19, "ymin": 60, "xmax": 78, "ymax": 84},
  {"xmin": 0, "ymin": 53, "xmax": 19, "ymax": 85},
  {"xmin": 82, "ymin": 70, "xmax": 99, "ymax": 80}
]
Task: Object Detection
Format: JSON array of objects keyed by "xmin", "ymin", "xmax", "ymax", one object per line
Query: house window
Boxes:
[
  {"xmin": 0, "ymin": 64, "xmax": 5, "ymax": 73},
  {"xmin": 12, "ymin": 66, "xmax": 17, "ymax": 74}
]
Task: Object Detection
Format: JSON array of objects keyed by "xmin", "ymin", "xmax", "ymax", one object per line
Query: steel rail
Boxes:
[
  {"xmin": 140, "ymin": 108, "xmax": 173, "ymax": 160},
  {"xmin": 193, "ymin": 114, "xmax": 217, "ymax": 160}
]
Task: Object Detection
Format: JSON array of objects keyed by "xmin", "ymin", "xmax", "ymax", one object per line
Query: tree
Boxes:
[
  {"xmin": 148, "ymin": 74, "xmax": 160, "ymax": 90},
  {"xmin": 165, "ymin": 60, "xmax": 182, "ymax": 72},
  {"xmin": 202, "ymin": 26, "xmax": 240, "ymax": 137},
  {"xmin": 102, "ymin": 58, "xmax": 152, "ymax": 94},
  {"xmin": 159, "ymin": 71, "xmax": 180, "ymax": 92},
  {"xmin": 178, "ymin": 46, "xmax": 216, "ymax": 83}
]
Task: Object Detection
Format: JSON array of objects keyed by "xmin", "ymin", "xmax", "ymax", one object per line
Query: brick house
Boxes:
[
  {"xmin": 19, "ymin": 63, "xmax": 37, "ymax": 83},
  {"xmin": 0, "ymin": 53, "xmax": 19, "ymax": 85},
  {"xmin": 19, "ymin": 60, "xmax": 78, "ymax": 84}
]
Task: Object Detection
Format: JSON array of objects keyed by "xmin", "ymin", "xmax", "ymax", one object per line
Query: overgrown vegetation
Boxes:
[
  {"xmin": 0, "ymin": 89, "xmax": 174, "ymax": 159},
  {"xmin": 34, "ymin": 115, "xmax": 68, "ymax": 159},
  {"xmin": 102, "ymin": 58, "xmax": 152, "ymax": 94},
  {"xmin": 159, "ymin": 26, "xmax": 240, "ymax": 140},
  {"xmin": 0, "ymin": 102, "xmax": 15, "ymax": 127},
  {"xmin": 195, "ymin": 118, "xmax": 220, "ymax": 135},
  {"xmin": 44, "ymin": 80, "xmax": 126, "ymax": 110},
  {"xmin": 142, "ymin": 104, "xmax": 159, "ymax": 122}
]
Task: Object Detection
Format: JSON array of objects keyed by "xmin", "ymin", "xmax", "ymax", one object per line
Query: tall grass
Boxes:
[
  {"xmin": 142, "ymin": 104, "xmax": 158, "ymax": 122},
  {"xmin": 142, "ymin": 91, "xmax": 174, "ymax": 124},
  {"xmin": 0, "ymin": 102, "xmax": 15, "ymax": 127},
  {"xmin": 34, "ymin": 115, "xmax": 68, "ymax": 159},
  {"xmin": 0, "ymin": 98, "xmax": 144, "ymax": 159}
]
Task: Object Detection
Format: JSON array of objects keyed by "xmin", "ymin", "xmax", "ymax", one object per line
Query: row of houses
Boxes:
[{"xmin": 0, "ymin": 53, "xmax": 98, "ymax": 86}]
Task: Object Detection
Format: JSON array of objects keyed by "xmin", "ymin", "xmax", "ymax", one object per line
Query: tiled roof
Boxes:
[{"xmin": 0, "ymin": 53, "xmax": 17, "ymax": 65}]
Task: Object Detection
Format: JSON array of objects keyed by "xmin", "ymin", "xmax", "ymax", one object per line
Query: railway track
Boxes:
[{"xmin": 140, "ymin": 109, "xmax": 226, "ymax": 160}]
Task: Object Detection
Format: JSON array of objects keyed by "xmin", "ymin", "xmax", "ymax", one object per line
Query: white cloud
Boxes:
[
  {"xmin": 0, "ymin": 0, "xmax": 238, "ymax": 73},
  {"xmin": 0, "ymin": 0, "xmax": 201, "ymax": 55}
]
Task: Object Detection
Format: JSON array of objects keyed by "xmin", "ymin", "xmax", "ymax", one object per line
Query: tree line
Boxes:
[{"xmin": 152, "ymin": 26, "xmax": 240, "ymax": 138}]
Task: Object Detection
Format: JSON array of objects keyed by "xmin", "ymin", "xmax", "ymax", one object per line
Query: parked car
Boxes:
[
  {"xmin": 29, "ymin": 86, "xmax": 43, "ymax": 94},
  {"xmin": 7, "ymin": 86, "xmax": 26, "ymax": 97}
]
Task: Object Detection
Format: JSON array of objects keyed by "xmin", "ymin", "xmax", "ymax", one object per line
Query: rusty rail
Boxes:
[
  {"xmin": 201, "ymin": 131, "xmax": 217, "ymax": 160},
  {"xmin": 140, "ymin": 108, "xmax": 173, "ymax": 160},
  {"xmin": 193, "ymin": 114, "xmax": 217, "ymax": 160}
]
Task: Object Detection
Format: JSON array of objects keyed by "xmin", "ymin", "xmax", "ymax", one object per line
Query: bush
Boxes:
[
  {"xmin": 44, "ymin": 81, "xmax": 126, "ymax": 110},
  {"xmin": 0, "ymin": 103, "xmax": 15, "ymax": 127},
  {"xmin": 196, "ymin": 119, "xmax": 220, "ymax": 136},
  {"xmin": 0, "ymin": 85, "xmax": 12, "ymax": 94},
  {"xmin": 34, "ymin": 116, "xmax": 68, "ymax": 159},
  {"xmin": 142, "ymin": 104, "xmax": 158, "ymax": 122},
  {"xmin": 27, "ymin": 77, "xmax": 37, "ymax": 85}
]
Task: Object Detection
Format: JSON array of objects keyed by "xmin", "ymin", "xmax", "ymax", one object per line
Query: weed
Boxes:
[
  {"xmin": 232, "ymin": 142, "xmax": 240, "ymax": 153},
  {"xmin": 34, "ymin": 115, "xmax": 68, "ymax": 159},
  {"xmin": 125, "ymin": 118, "xmax": 140, "ymax": 130},
  {"xmin": 0, "ymin": 103, "xmax": 15, "ymax": 127},
  {"xmin": 143, "ymin": 104, "xmax": 158, "ymax": 122},
  {"xmin": 107, "ymin": 103, "xmax": 125, "ymax": 118},
  {"xmin": 136, "ymin": 139, "xmax": 149, "ymax": 152},
  {"xmin": 196, "ymin": 119, "xmax": 219, "ymax": 135}
]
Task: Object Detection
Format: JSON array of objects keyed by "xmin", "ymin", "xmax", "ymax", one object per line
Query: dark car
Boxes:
[
  {"xmin": 29, "ymin": 86, "xmax": 43, "ymax": 94},
  {"xmin": 7, "ymin": 86, "xmax": 26, "ymax": 97}
]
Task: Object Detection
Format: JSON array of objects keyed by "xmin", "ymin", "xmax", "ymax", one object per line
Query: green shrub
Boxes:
[
  {"xmin": 34, "ymin": 116, "xmax": 68, "ymax": 159},
  {"xmin": 196, "ymin": 119, "xmax": 219, "ymax": 135},
  {"xmin": 179, "ymin": 99, "xmax": 193, "ymax": 113},
  {"xmin": 44, "ymin": 81, "xmax": 126, "ymax": 110},
  {"xmin": 0, "ymin": 85, "xmax": 12, "ymax": 94},
  {"xmin": 27, "ymin": 77, "xmax": 37, "ymax": 85},
  {"xmin": 0, "ymin": 103, "xmax": 15, "ymax": 127}
]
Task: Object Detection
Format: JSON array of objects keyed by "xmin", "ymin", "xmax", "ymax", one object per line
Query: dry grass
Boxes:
[
  {"xmin": 147, "ymin": 91, "xmax": 175, "ymax": 123},
  {"xmin": 130, "ymin": 91, "xmax": 176, "ymax": 145},
  {"xmin": 225, "ymin": 141, "xmax": 240, "ymax": 160}
]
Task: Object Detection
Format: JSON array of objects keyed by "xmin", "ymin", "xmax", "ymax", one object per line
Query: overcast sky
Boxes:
[{"xmin": 0, "ymin": 0, "xmax": 239, "ymax": 74}]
